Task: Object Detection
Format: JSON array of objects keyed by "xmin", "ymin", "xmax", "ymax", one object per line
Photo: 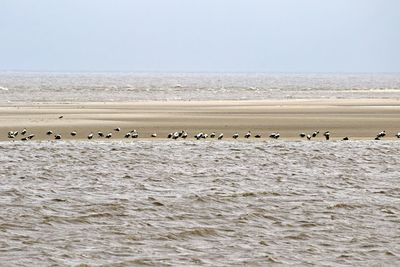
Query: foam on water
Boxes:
[{"xmin": 0, "ymin": 141, "xmax": 399, "ymax": 266}]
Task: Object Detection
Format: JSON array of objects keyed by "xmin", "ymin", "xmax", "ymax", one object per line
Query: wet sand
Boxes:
[{"xmin": 1, "ymin": 99, "xmax": 400, "ymax": 141}]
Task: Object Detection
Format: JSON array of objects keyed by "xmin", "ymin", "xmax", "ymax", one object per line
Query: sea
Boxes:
[{"xmin": 0, "ymin": 73, "xmax": 400, "ymax": 266}]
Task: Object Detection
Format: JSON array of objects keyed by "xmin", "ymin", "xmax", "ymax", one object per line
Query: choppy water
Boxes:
[
  {"xmin": 1, "ymin": 141, "xmax": 399, "ymax": 266},
  {"xmin": 1, "ymin": 72, "xmax": 400, "ymax": 103}
]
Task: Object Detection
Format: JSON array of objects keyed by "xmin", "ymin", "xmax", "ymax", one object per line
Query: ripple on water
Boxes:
[{"xmin": 0, "ymin": 141, "xmax": 399, "ymax": 266}]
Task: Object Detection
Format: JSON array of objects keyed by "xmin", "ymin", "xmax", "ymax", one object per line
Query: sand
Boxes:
[{"xmin": 1, "ymin": 99, "xmax": 400, "ymax": 141}]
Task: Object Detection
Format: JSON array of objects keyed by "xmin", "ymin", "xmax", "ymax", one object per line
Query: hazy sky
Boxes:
[{"xmin": 1, "ymin": 0, "xmax": 399, "ymax": 72}]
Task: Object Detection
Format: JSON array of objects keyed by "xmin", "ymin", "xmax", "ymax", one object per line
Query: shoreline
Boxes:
[{"xmin": 1, "ymin": 99, "xmax": 400, "ymax": 141}]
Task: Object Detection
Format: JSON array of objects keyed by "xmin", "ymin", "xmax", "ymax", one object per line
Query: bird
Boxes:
[
  {"xmin": 210, "ymin": 132, "xmax": 216, "ymax": 138},
  {"xmin": 396, "ymin": 132, "xmax": 400, "ymax": 138},
  {"xmin": 255, "ymin": 134, "xmax": 261, "ymax": 138},
  {"xmin": 202, "ymin": 133, "xmax": 208, "ymax": 139},
  {"xmin": 181, "ymin": 131, "xmax": 188, "ymax": 139},
  {"xmin": 218, "ymin": 133, "xmax": 224, "ymax": 140},
  {"xmin": 114, "ymin": 127, "xmax": 121, "ymax": 132},
  {"xmin": 374, "ymin": 136, "xmax": 380, "ymax": 140},
  {"xmin": 58, "ymin": 115, "xmax": 63, "ymax": 119},
  {"xmin": 46, "ymin": 130, "xmax": 53, "ymax": 136},
  {"xmin": 7, "ymin": 131, "xmax": 15, "ymax": 138},
  {"xmin": 312, "ymin": 131, "xmax": 319, "ymax": 138},
  {"xmin": 167, "ymin": 133, "xmax": 173, "ymax": 138},
  {"xmin": 87, "ymin": 133, "xmax": 93, "ymax": 139},
  {"xmin": 54, "ymin": 134, "xmax": 61, "ymax": 140},
  {"xmin": 21, "ymin": 137, "xmax": 28, "ymax": 141},
  {"xmin": 172, "ymin": 132, "xmax": 179, "ymax": 140},
  {"xmin": 71, "ymin": 131, "xmax": 77, "ymax": 136},
  {"xmin": 377, "ymin": 130, "xmax": 386, "ymax": 138},
  {"xmin": 269, "ymin": 133, "xmax": 280, "ymax": 139},
  {"xmin": 306, "ymin": 134, "xmax": 311, "ymax": 140},
  {"xmin": 27, "ymin": 134, "xmax": 35, "ymax": 140},
  {"xmin": 244, "ymin": 131, "xmax": 251, "ymax": 138},
  {"xmin": 232, "ymin": 133, "xmax": 239, "ymax": 139},
  {"xmin": 342, "ymin": 137, "xmax": 349, "ymax": 140},
  {"xmin": 105, "ymin": 133, "xmax": 112, "ymax": 138},
  {"xmin": 13, "ymin": 131, "xmax": 19, "ymax": 137},
  {"xmin": 151, "ymin": 133, "xmax": 157, "ymax": 137},
  {"xmin": 124, "ymin": 132, "xmax": 131, "ymax": 138},
  {"xmin": 195, "ymin": 132, "xmax": 204, "ymax": 140},
  {"xmin": 21, "ymin": 128, "xmax": 27, "ymax": 135},
  {"xmin": 323, "ymin": 131, "xmax": 330, "ymax": 140},
  {"xmin": 98, "ymin": 131, "xmax": 104, "ymax": 137},
  {"xmin": 299, "ymin": 133, "xmax": 306, "ymax": 138},
  {"xmin": 131, "ymin": 132, "xmax": 139, "ymax": 138}
]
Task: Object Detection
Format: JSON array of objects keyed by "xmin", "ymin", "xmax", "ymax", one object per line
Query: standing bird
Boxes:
[
  {"xmin": 114, "ymin": 127, "xmax": 121, "ymax": 132},
  {"xmin": 54, "ymin": 134, "xmax": 61, "ymax": 140},
  {"xmin": 106, "ymin": 133, "xmax": 112, "ymax": 138},
  {"xmin": 98, "ymin": 131, "xmax": 104, "ymax": 137},
  {"xmin": 21, "ymin": 137, "xmax": 28, "ymax": 141},
  {"xmin": 244, "ymin": 131, "xmax": 251, "ymax": 138},
  {"xmin": 181, "ymin": 131, "xmax": 188, "ymax": 139},
  {"xmin": 167, "ymin": 133, "xmax": 173, "ymax": 138},
  {"xmin": 255, "ymin": 134, "xmax": 261, "ymax": 138},
  {"xmin": 323, "ymin": 131, "xmax": 330, "ymax": 140},
  {"xmin": 299, "ymin": 133, "xmax": 306, "ymax": 138},
  {"xmin": 21, "ymin": 128, "xmax": 27, "ymax": 135},
  {"xmin": 151, "ymin": 133, "xmax": 157, "ymax": 138},
  {"xmin": 342, "ymin": 137, "xmax": 349, "ymax": 141},
  {"xmin": 377, "ymin": 130, "xmax": 386, "ymax": 138},
  {"xmin": 46, "ymin": 130, "xmax": 53, "ymax": 136},
  {"xmin": 312, "ymin": 131, "xmax": 320, "ymax": 138},
  {"xmin": 124, "ymin": 132, "xmax": 131, "ymax": 138},
  {"xmin": 87, "ymin": 133, "xmax": 94, "ymax": 139},
  {"xmin": 306, "ymin": 134, "xmax": 311, "ymax": 140},
  {"xmin": 58, "ymin": 115, "xmax": 63, "ymax": 119},
  {"xmin": 396, "ymin": 132, "xmax": 400, "ymax": 138},
  {"xmin": 172, "ymin": 132, "xmax": 179, "ymax": 140},
  {"xmin": 71, "ymin": 131, "xmax": 77, "ymax": 136},
  {"xmin": 232, "ymin": 133, "xmax": 239, "ymax": 139},
  {"xmin": 218, "ymin": 133, "xmax": 224, "ymax": 140},
  {"xmin": 27, "ymin": 134, "xmax": 35, "ymax": 140},
  {"xmin": 210, "ymin": 132, "xmax": 216, "ymax": 138}
]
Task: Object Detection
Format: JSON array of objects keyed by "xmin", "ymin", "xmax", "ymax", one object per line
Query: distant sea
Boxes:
[{"xmin": 0, "ymin": 72, "xmax": 400, "ymax": 103}]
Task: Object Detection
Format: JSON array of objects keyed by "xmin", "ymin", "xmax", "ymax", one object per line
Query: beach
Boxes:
[{"xmin": 1, "ymin": 99, "xmax": 400, "ymax": 141}]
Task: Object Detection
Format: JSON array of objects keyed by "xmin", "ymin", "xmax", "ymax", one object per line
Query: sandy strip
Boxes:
[{"xmin": 1, "ymin": 99, "xmax": 400, "ymax": 141}]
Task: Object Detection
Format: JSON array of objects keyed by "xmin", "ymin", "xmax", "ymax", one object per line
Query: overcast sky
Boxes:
[{"xmin": 0, "ymin": 0, "xmax": 399, "ymax": 73}]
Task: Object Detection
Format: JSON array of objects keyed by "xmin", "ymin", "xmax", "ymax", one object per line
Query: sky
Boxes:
[{"xmin": 0, "ymin": 0, "xmax": 399, "ymax": 73}]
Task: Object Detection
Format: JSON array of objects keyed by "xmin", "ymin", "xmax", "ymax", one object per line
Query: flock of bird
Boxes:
[{"xmin": 5, "ymin": 128, "xmax": 400, "ymax": 141}]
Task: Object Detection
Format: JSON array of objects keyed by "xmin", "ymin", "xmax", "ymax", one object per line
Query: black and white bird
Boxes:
[
  {"xmin": 71, "ymin": 131, "xmax": 77, "ymax": 136},
  {"xmin": 195, "ymin": 132, "xmax": 204, "ymax": 140},
  {"xmin": 210, "ymin": 132, "xmax": 216, "ymax": 138},
  {"xmin": 396, "ymin": 132, "xmax": 400, "ymax": 138},
  {"xmin": 21, "ymin": 137, "xmax": 28, "ymax": 141},
  {"xmin": 254, "ymin": 134, "xmax": 261, "ymax": 138},
  {"xmin": 124, "ymin": 132, "xmax": 131, "ymax": 138},
  {"xmin": 181, "ymin": 131, "xmax": 188, "ymax": 139},
  {"xmin": 105, "ymin": 133, "xmax": 112, "ymax": 138},
  {"xmin": 114, "ymin": 127, "xmax": 121, "ymax": 132},
  {"xmin": 342, "ymin": 137, "xmax": 349, "ymax": 141},
  {"xmin": 151, "ymin": 133, "xmax": 157, "ymax": 137},
  {"xmin": 27, "ymin": 134, "xmax": 35, "ymax": 140},
  {"xmin": 46, "ymin": 130, "xmax": 53, "ymax": 136},
  {"xmin": 218, "ymin": 133, "xmax": 224, "ymax": 140},
  {"xmin": 131, "ymin": 131, "xmax": 139, "ymax": 138},
  {"xmin": 312, "ymin": 131, "xmax": 320, "ymax": 138},
  {"xmin": 167, "ymin": 133, "xmax": 173, "ymax": 138},
  {"xmin": 54, "ymin": 134, "xmax": 61, "ymax": 140},
  {"xmin": 323, "ymin": 131, "xmax": 330, "ymax": 140},
  {"xmin": 98, "ymin": 131, "xmax": 104, "ymax": 137},
  {"xmin": 244, "ymin": 131, "xmax": 251, "ymax": 138},
  {"xmin": 377, "ymin": 130, "xmax": 386, "ymax": 138},
  {"xmin": 306, "ymin": 134, "xmax": 311, "ymax": 140},
  {"xmin": 232, "ymin": 133, "xmax": 239, "ymax": 139},
  {"xmin": 87, "ymin": 132, "xmax": 94, "ymax": 139},
  {"xmin": 172, "ymin": 132, "xmax": 179, "ymax": 140},
  {"xmin": 299, "ymin": 133, "xmax": 306, "ymax": 138},
  {"xmin": 269, "ymin": 132, "xmax": 280, "ymax": 139},
  {"xmin": 21, "ymin": 128, "xmax": 27, "ymax": 135},
  {"xmin": 7, "ymin": 131, "xmax": 15, "ymax": 138}
]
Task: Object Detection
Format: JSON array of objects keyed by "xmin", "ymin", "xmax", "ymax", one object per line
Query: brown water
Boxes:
[{"xmin": 1, "ymin": 140, "xmax": 399, "ymax": 266}]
